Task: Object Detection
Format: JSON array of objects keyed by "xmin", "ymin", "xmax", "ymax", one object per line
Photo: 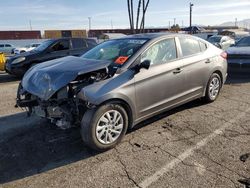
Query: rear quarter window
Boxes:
[{"xmin": 179, "ymin": 37, "xmax": 201, "ymax": 57}]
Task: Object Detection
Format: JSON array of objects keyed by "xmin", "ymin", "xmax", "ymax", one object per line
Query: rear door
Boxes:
[
  {"xmin": 177, "ymin": 37, "xmax": 211, "ymax": 98},
  {"xmin": 134, "ymin": 37, "xmax": 186, "ymax": 119},
  {"xmin": 70, "ymin": 38, "xmax": 88, "ymax": 56}
]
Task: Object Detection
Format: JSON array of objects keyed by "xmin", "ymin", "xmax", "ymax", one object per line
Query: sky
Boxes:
[{"xmin": 1, "ymin": 0, "xmax": 250, "ymax": 31}]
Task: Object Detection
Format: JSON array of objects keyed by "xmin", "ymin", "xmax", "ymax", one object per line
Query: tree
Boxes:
[
  {"xmin": 127, "ymin": 0, "xmax": 150, "ymax": 33},
  {"xmin": 170, "ymin": 24, "xmax": 180, "ymax": 32}
]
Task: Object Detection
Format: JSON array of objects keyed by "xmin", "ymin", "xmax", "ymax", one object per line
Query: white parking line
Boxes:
[{"xmin": 139, "ymin": 107, "xmax": 250, "ymax": 188}]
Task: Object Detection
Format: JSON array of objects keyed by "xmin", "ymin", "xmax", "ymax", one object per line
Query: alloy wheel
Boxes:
[{"xmin": 96, "ymin": 110, "xmax": 124, "ymax": 144}]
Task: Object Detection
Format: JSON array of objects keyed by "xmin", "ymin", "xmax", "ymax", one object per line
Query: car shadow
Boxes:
[
  {"xmin": 0, "ymin": 114, "xmax": 98, "ymax": 184},
  {"xmin": 0, "ymin": 72, "xmax": 19, "ymax": 83},
  {"xmin": 131, "ymin": 99, "xmax": 205, "ymax": 132},
  {"xmin": 0, "ymin": 99, "xmax": 206, "ymax": 184}
]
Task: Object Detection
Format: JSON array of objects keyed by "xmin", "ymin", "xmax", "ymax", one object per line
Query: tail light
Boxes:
[{"xmin": 220, "ymin": 52, "xmax": 227, "ymax": 59}]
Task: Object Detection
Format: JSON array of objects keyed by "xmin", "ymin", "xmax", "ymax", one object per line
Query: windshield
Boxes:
[
  {"xmin": 208, "ymin": 36, "xmax": 221, "ymax": 43},
  {"xmin": 34, "ymin": 40, "xmax": 54, "ymax": 51},
  {"xmin": 81, "ymin": 38, "xmax": 148, "ymax": 65},
  {"xmin": 235, "ymin": 36, "xmax": 250, "ymax": 47}
]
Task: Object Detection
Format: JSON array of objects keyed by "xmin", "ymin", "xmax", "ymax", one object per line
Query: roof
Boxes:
[
  {"xmin": 121, "ymin": 32, "xmax": 180, "ymax": 39},
  {"xmin": 101, "ymin": 33, "xmax": 126, "ymax": 39}
]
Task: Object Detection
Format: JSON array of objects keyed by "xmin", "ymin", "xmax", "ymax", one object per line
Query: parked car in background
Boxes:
[
  {"xmin": 14, "ymin": 43, "xmax": 41, "ymax": 54},
  {"xmin": 16, "ymin": 33, "xmax": 227, "ymax": 151},
  {"xmin": 5, "ymin": 38, "xmax": 97, "ymax": 77},
  {"xmin": 227, "ymin": 36, "xmax": 250, "ymax": 73},
  {"xmin": 208, "ymin": 35, "xmax": 235, "ymax": 50},
  {"xmin": 0, "ymin": 44, "xmax": 15, "ymax": 55}
]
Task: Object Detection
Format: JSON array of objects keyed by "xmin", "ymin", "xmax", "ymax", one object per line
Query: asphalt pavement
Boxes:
[{"xmin": 0, "ymin": 73, "xmax": 249, "ymax": 188}]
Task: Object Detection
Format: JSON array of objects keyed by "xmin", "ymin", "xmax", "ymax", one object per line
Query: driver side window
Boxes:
[
  {"xmin": 141, "ymin": 38, "xmax": 177, "ymax": 65},
  {"xmin": 52, "ymin": 40, "xmax": 70, "ymax": 51}
]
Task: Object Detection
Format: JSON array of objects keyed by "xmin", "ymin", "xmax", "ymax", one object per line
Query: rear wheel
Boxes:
[
  {"xmin": 204, "ymin": 73, "xmax": 222, "ymax": 103},
  {"xmin": 81, "ymin": 103, "xmax": 128, "ymax": 151}
]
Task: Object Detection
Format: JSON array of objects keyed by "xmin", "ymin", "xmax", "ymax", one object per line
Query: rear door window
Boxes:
[
  {"xmin": 5, "ymin": 44, "xmax": 11, "ymax": 47},
  {"xmin": 179, "ymin": 37, "xmax": 201, "ymax": 57},
  {"xmin": 71, "ymin": 38, "xmax": 87, "ymax": 49},
  {"xmin": 199, "ymin": 41, "xmax": 207, "ymax": 52},
  {"xmin": 0, "ymin": 44, "xmax": 4, "ymax": 48},
  {"xmin": 86, "ymin": 39, "xmax": 97, "ymax": 48}
]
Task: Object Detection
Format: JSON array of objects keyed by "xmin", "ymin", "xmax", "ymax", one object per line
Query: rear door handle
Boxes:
[
  {"xmin": 205, "ymin": 59, "xmax": 211, "ymax": 64},
  {"xmin": 173, "ymin": 68, "xmax": 182, "ymax": 74}
]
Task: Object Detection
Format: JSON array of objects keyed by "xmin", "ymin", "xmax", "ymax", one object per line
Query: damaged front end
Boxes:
[{"xmin": 16, "ymin": 56, "xmax": 112, "ymax": 129}]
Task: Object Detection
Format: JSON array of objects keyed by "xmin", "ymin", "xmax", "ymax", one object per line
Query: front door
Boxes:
[
  {"xmin": 42, "ymin": 39, "xmax": 70, "ymax": 62},
  {"xmin": 134, "ymin": 38, "xmax": 185, "ymax": 119}
]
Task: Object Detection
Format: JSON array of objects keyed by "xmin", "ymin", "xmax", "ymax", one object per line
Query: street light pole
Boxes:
[
  {"xmin": 189, "ymin": 2, "xmax": 194, "ymax": 34},
  {"xmin": 88, "ymin": 17, "xmax": 92, "ymax": 31},
  {"xmin": 29, "ymin": 20, "xmax": 32, "ymax": 31}
]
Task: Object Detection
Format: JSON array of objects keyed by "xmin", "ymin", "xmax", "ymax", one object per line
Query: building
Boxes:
[
  {"xmin": 44, "ymin": 30, "xmax": 87, "ymax": 39},
  {"xmin": 89, "ymin": 28, "xmax": 170, "ymax": 38},
  {"xmin": 0, "ymin": 31, "xmax": 41, "ymax": 40}
]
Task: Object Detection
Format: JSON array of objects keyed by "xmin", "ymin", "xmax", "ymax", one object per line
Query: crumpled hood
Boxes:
[
  {"xmin": 22, "ymin": 56, "xmax": 110, "ymax": 100},
  {"xmin": 227, "ymin": 46, "xmax": 250, "ymax": 55}
]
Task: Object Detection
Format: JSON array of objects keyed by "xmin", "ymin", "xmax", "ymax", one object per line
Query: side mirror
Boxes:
[{"xmin": 140, "ymin": 60, "xmax": 151, "ymax": 70}]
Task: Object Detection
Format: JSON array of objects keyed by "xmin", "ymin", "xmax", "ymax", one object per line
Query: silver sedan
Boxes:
[{"xmin": 17, "ymin": 33, "xmax": 228, "ymax": 151}]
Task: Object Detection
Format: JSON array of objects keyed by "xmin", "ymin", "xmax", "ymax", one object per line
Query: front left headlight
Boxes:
[{"xmin": 12, "ymin": 57, "xmax": 26, "ymax": 65}]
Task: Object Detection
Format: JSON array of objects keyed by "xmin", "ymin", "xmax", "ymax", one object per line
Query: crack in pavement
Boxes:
[
  {"xmin": 197, "ymin": 150, "xmax": 248, "ymax": 179},
  {"xmin": 114, "ymin": 148, "xmax": 141, "ymax": 188},
  {"xmin": 138, "ymin": 107, "xmax": 250, "ymax": 188},
  {"xmin": 157, "ymin": 147, "xmax": 240, "ymax": 188}
]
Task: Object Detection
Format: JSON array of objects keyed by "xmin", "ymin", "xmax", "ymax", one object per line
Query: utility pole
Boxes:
[
  {"xmin": 111, "ymin": 20, "xmax": 113, "ymax": 29},
  {"xmin": 29, "ymin": 20, "xmax": 32, "ymax": 31},
  {"xmin": 88, "ymin": 17, "xmax": 92, "ymax": 31},
  {"xmin": 235, "ymin": 18, "xmax": 238, "ymax": 27},
  {"xmin": 174, "ymin": 18, "xmax": 176, "ymax": 26},
  {"xmin": 189, "ymin": 2, "xmax": 194, "ymax": 34}
]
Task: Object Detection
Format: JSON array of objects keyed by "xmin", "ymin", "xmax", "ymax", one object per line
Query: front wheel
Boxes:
[
  {"xmin": 81, "ymin": 103, "xmax": 128, "ymax": 151},
  {"xmin": 204, "ymin": 73, "xmax": 222, "ymax": 103}
]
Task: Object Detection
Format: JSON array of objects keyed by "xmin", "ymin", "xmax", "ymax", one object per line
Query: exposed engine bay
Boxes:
[{"xmin": 16, "ymin": 56, "xmax": 115, "ymax": 129}]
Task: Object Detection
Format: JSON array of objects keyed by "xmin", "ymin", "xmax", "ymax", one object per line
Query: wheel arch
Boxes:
[
  {"xmin": 213, "ymin": 70, "xmax": 223, "ymax": 84},
  {"xmin": 98, "ymin": 98, "xmax": 134, "ymax": 130},
  {"xmin": 203, "ymin": 69, "xmax": 223, "ymax": 96}
]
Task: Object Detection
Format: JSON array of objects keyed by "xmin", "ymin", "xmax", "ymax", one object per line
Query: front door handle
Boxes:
[
  {"xmin": 173, "ymin": 68, "xmax": 182, "ymax": 74},
  {"xmin": 205, "ymin": 59, "xmax": 211, "ymax": 64}
]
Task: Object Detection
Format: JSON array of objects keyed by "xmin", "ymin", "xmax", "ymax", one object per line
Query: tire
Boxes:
[
  {"xmin": 81, "ymin": 103, "xmax": 128, "ymax": 151},
  {"xmin": 204, "ymin": 73, "xmax": 222, "ymax": 103}
]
